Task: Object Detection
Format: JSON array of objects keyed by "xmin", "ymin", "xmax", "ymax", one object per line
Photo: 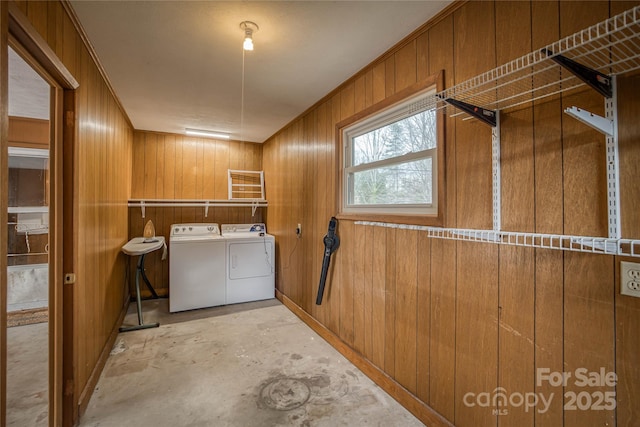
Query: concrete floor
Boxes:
[
  {"xmin": 80, "ymin": 299, "xmax": 424, "ymax": 427},
  {"xmin": 6, "ymin": 321, "xmax": 48, "ymax": 426}
]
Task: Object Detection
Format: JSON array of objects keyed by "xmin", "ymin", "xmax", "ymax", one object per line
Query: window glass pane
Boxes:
[
  {"xmin": 352, "ymin": 109, "xmax": 436, "ymax": 167},
  {"xmin": 351, "ymin": 158, "xmax": 432, "ymax": 205}
]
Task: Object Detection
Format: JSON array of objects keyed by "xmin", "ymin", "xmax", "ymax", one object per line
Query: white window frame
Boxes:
[{"xmin": 342, "ymin": 87, "xmax": 438, "ymax": 216}]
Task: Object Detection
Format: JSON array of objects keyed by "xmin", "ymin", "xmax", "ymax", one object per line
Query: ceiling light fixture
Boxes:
[
  {"xmin": 185, "ymin": 129, "xmax": 230, "ymax": 139},
  {"xmin": 240, "ymin": 21, "xmax": 259, "ymax": 51}
]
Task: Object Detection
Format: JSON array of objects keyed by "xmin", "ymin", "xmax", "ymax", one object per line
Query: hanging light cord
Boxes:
[{"xmin": 240, "ymin": 48, "xmax": 246, "ymax": 143}]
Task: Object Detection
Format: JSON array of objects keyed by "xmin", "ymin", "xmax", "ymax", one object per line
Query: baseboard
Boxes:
[
  {"xmin": 76, "ymin": 300, "xmax": 129, "ymax": 420},
  {"xmin": 276, "ymin": 290, "xmax": 454, "ymax": 427}
]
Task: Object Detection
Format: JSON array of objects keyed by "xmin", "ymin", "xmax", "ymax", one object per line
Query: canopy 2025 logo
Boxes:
[{"xmin": 463, "ymin": 368, "xmax": 617, "ymax": 416}]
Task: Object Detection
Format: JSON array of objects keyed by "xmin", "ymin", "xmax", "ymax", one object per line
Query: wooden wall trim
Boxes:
[
  {"xmin": 8, "ymin": 2, "xmax": 78, "ymax": 89},
  {"xmin": 276, "ymin": 290, "xmax": 455, "ymax": 427},
  {"xmin": 59, "ymin": 0, "xmax": 134, "ymax": 129}
]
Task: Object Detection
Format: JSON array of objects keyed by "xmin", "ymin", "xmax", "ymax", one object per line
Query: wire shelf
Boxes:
[
  {"xmin": 426, "ymin": 227, "xmax": 640, "ymax": 258},
  {"xmin": 424, "ymin": 6, "xmax": 640, "ymax": 116},
  {"xmin": 353, "ymin": 221, "xmax": 640, "ymax": 258}
]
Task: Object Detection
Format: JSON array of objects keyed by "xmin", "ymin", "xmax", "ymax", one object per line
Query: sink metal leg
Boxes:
[{"xmin": 119, "ymin": 254, "xmax": 160, "ymax": 332}]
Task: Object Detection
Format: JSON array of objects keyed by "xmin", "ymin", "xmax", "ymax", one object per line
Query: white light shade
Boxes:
[
  {"xmin": 185, "ymin": 129, "xmax": 230, "ymax": 139},
  {"xmin": 243, "ymin": 36, "xmax": 254, "ymax": 51}
]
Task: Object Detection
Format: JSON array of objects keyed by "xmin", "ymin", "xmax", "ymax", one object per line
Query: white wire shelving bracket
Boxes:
[
  {"xmin": 492, "ymin": 112, "xmax": 501, "ymax": 232},
  {"xmin": 128, "ymin": 198, "xmax": 268, "ymax": 219},
  {"xmin": 363, "ymin": 6, "xmax": 640, "ymax": 256}
]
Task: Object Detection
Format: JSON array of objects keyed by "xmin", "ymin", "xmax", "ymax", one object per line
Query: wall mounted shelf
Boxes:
[
  {"xmin": 354, "ymin": 221, "xmax": 640, "ymax": 259},
  {"xmin": 128, "ymin": 199, "xmax": 268, "ymax": 219},
  {"xmin": 354, "ymin": 6, "xmax": 640, "ymax": 258},
  {"xmin": 129, "ymin": 169, "xmax": 268, "ymax": 218},
  {"xmin": 427, "ymin": 6, "xmax": 640, "ymax": 116},
  {"xmin": 228, "ymin": 169, "xmax": 265, "ymax": 200}
]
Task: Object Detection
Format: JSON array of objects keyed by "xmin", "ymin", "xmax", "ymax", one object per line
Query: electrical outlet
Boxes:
[{"xmin": 620, "ymin": 261, "xmax": 640, "ymax": 298}]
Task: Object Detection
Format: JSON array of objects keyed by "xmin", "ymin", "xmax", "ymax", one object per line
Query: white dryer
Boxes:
[
  {"xmin": 169, "ymin": 223, "xmax": 226, "ymax": 312},
  {"xmin": 221, "ymin": 223, "xmax": 275, "ymax": 304}
]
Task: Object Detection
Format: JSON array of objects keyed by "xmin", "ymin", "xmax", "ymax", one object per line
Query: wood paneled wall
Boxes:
[
  {"xmin": 129, "ymin": 130, "xmax": 263, "ymax": 295},
  {"xmin": 9, "ymin": 1, "xmax": 134, "ymax": 424},
  {"xmin": 263, "ymin": 1, "xmax": 640, "ymax": 426}
]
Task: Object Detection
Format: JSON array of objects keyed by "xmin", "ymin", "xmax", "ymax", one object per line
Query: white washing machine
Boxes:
[
  {"xmin": 221, "ymin": 223, "xmax": 275, "ymax": 304},
  {"xmin": 169, "ymin": 223, "xmax": 226, "ymax": 312}
]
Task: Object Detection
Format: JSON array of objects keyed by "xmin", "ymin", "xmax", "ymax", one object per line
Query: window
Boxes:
[{"xmin": 340, "ymin": 82, "xmax": 442, "ymax": 222}]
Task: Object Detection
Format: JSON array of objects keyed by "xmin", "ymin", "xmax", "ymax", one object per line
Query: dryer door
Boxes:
[{"xmin": 229, "ymin": 241, "xmax": 274, "ymax": 279}]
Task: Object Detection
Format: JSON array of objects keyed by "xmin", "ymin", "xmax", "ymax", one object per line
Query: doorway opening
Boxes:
[{"xmin": 6, "ymin": 44, "xmax": 52, "ymax": 427}]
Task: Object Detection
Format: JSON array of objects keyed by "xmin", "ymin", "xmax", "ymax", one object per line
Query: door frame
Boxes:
[{"xmin": 2, "ymin": 3, "xmax": 78, "ymax": 426}]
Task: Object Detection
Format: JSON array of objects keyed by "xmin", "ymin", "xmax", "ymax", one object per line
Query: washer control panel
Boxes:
[
  {"xmin": 221, "ymin": 223, "xmax": 267, "ymax": 234},
  {"xmin": 170, "ymin": 223, "xmax": 220, "ymax": 237}
]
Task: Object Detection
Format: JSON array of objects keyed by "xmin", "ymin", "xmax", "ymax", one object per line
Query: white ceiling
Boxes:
[{"xmin": 69, "ymin": 1, "xmax": 452, "ymax": 143}]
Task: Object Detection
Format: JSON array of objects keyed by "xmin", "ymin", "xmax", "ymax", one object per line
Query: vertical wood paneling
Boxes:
[
  {"xmin": 162, "ymin": 134, "xmax": 176, "ymax": 199},
  {"xmin": 615, "ymin": 257, "xmax": 640, "ymax": 427},
  {"xmin": 428, "ymin": 14, "xmax": 456, "ymax": 228},
  {"xmin": 429, "ymin": 239, "xmax": 456, "ymax": 422},
  {"xmin": 371, "ymin": 225, "xmax": 386, "ymax": 369},
  {"xmin": 394, "ymin": 228, "xmax": 418, "ymax": 394},
  {"xmin": 372, "ymin": 62, "xmax": 385, "ymax": 105},
  {"xmin": 534, "ymin": 249, "xmax": 564, "ymax": 426},
  {"xmin": 564, "ymin": 253, "xmax": 615, "ymax": 427},
  {"xmin": 300, "ymin": 115, "xmax": 310, "ymax": 311},
  {"xmin": 499, "ymin": 246, "xmax": 535, "ymax": 427},
  {"xmin": 615, "ymin": 73, "xmax": 640, "ymax": 427},
  {"xmin": 363, "ymin": 225, "xmax": 374, "ymax": 361},
  {"xmin": 495, "ymin": 4, "xmax": 536, "ymax": 427},
  {"xmin": 353, "ymin": 224, "xmax": 366, "ymax": 354},
  {"xmin": 312, "ymin": 101, "xmax": 328, "ymax": 325},
  {"xmin": 416, "ymin": 232, "xmax": 431, "ymax": 402},
  {"xmin": 559, "ymin": 5, "xmax": 616, "ymax": 427},
  {"xmin": 131, "ymin": 131, "xmax": 263, "ymax": 201},
  {"xmin": 181, "ymin": 137, "xmax": 197, "ymax": 199},
  {"xmin": 416, "ymin": 32, "xmax": 429, "ymax": 82},
  {"xmin": 453, "ymin": 1, "xmax": 495, "ymax": 229},
  {"xmin": 327, "ymin": 94, "xmax": 341, "ymax": 335},
  {"xmin": 385, "ymin": 56, "xmax": 395, "ymax": 97},
  {"xmin": 395, "ymin": 40, "xmax": 416, "ymax": 92},
  {"xmin": 454, "ymin": 242, "xmax": 498, "ymax": 427},
  {"xmin": 144, "ymin": 133, "xmax": 158, "ymax": 198},
  {"xmin": 561, "ymin": 2, "xmax": 609, "ymax": 237},
  {"xmin": 384, "ymin": 227, "xmax": 396, "ymax": 377},
  {"xmin": 530, "ymin": 5, "xmax": 565, "ymax": 424},
  {"xmin": 618, "ymin": 74, "xmax": 640, "ymax": 240},
  {"xmin": 339, "ymin": 220, "xmax": 355, "ymax": 346}
]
